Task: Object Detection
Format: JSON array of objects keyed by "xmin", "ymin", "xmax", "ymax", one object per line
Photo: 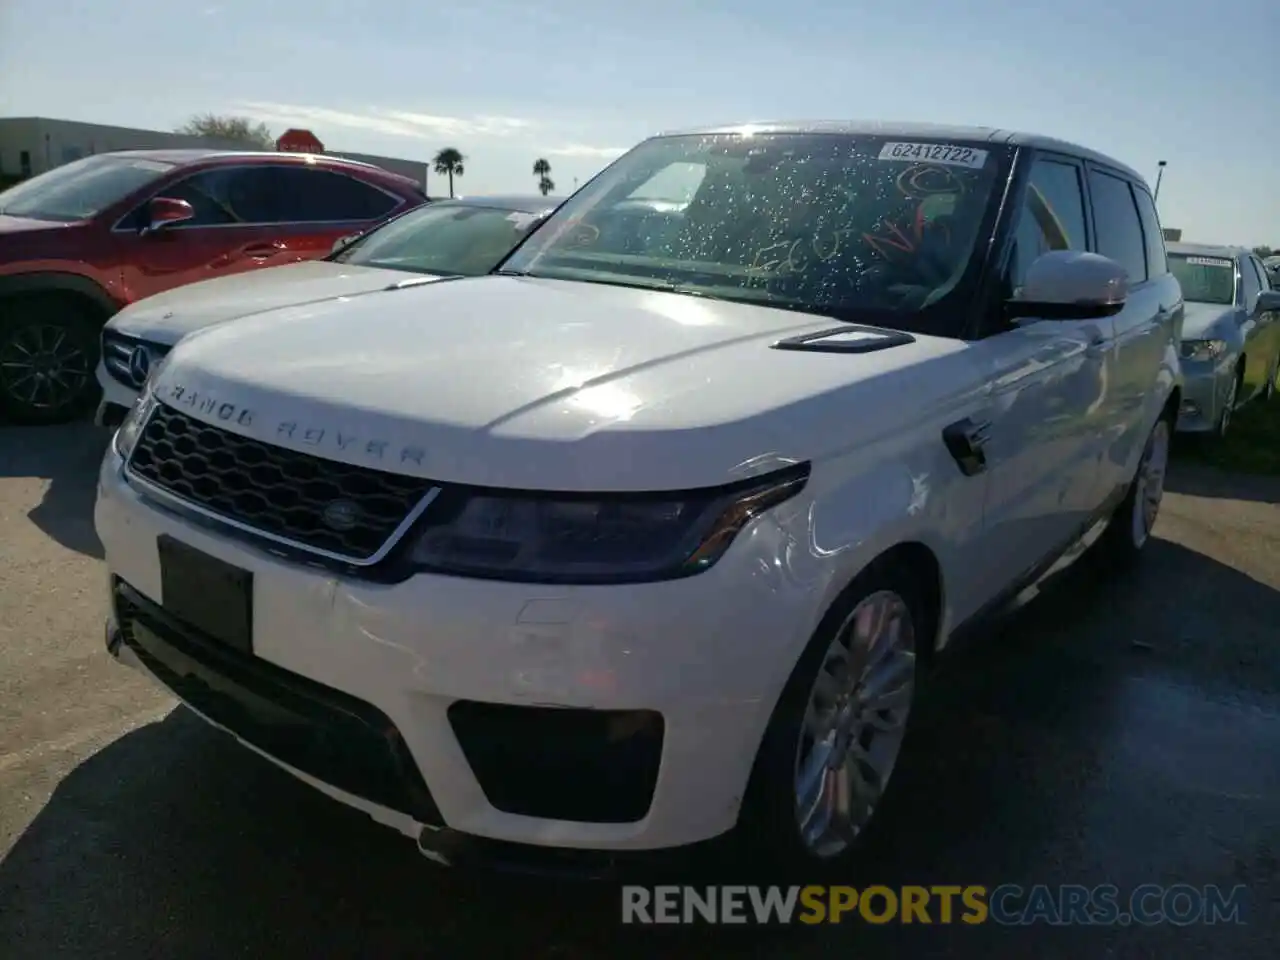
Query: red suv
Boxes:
[{"xmin": 0, "ymin": 149, "xmax": 427, "ymax": 423}]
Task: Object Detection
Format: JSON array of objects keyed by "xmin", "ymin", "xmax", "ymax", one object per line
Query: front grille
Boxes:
[
  {"xmin": 113, "ymin": 580, "xmax": 444, "ymax": 826},
  {"xmin": 128, "ymin": 402, "xmax": 435, "ymax": 560},
  {"xmin": 102, "ymin": 330, "xmax": 170, "ymax": 389}
]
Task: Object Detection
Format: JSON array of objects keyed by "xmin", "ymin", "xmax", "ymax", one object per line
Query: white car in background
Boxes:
[
  {"xmin": 94, "ymin": 195, "xmax": 559, "ymax": 426},
  {"xmin": 1167, "ymin": 242, "xmax": 1280, "ymax": 436},
  {"xmin": 97, "ymin": 122, "xmax": 1180, "ymax": 874}
]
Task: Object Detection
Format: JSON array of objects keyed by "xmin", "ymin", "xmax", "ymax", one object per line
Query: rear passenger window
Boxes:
[
  {"xmin": 1131, "ymin": 187, "xmax": 1167, "ymax": 277},
  {"xmin": 1088, "ymin": 170, "xmax": 1147, "ymax": 283},
  {"xmin": 1009, "ymin": 159, "xmax": 1088, "ymax": 289},
  {"xmin": 271, "ymin": 167, "xmax": 400, "ymax": 222}
]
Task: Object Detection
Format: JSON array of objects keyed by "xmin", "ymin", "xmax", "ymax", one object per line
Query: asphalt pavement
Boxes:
[{"xmin": 1, "ymin": 422, "xmax": 1278, "ymax": 959}]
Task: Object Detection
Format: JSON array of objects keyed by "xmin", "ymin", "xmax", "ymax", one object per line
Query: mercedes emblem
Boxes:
[{"xmin": 127, "ymin": 346, "xmax": 152, "ymax": 387}]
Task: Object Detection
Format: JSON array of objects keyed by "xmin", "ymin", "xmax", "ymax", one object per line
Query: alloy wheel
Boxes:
[
  {"xmin": 0, "ymin": 322, "xmax": 92, "ymax": 413},
  {"xmin": 1130, "ymin": 418, "xmax": 1170, "ymax": 549},
  {"xmin": 793, "ymin": 589, "xmax": 916, "ymax": 859}
]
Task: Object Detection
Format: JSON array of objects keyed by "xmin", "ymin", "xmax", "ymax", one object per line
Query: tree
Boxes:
[
  {"xmin": 176, "ymin": 113, "xmax": 273, "ymax": 149},
  {"xmin": 433, "ymin": 147, "xmax": 465, "ymax": 198},
  {"xmin": 1254, "ymin": 245, "xmax": 1274, "ymax": 259},
  {"xmin": 532, "ymin": 158, "xmax": 554, "ymax": 197}
]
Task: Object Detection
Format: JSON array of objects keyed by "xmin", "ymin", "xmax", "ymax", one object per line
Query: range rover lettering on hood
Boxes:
[{"xmin": 163, "ymin": 383, "xmax": 427, "ymax": 466}]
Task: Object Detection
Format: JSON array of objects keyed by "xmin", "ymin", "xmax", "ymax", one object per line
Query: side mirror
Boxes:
[
  {"xmin": 1006, "ymin": 250, "xmax": 1128, "ymax": 321},
  {"xmin": 1254, "ymin": 290, "xmax": 1280, "ymax": 314},
  {"xmin": 140, "ymin": 197, "xmax": 194, "ymax": 236}
]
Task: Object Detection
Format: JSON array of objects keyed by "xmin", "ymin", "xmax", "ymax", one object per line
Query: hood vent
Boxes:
[{"xmin": 771, "ymin": 325, "xmax": 915, "ymax": 354}]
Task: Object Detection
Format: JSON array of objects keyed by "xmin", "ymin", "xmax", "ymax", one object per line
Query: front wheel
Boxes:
[
  {"xmin": 0, "ymin": 298, "xmax": 101, "ymax": 425},
  {"xmin": 740, "ymin": 564, "xmax": 922, "ymax": 872}
]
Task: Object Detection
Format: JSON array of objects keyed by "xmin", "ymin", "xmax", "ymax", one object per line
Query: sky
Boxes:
[{"xmin": 1, "ymin": 0, "xmax": 1275, "ymax": 247}]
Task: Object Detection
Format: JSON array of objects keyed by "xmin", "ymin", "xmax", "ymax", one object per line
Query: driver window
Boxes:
[
  {"xmin": 1240, "ymin": 255, "xmax": 1260, "ymax": 313},
  {"xmin": 1009, "ymin": 159, "xmax": 1087, "ymax": 293}
]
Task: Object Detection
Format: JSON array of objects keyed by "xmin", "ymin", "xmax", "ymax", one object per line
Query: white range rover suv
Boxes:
[{"xmin": 96, "ymin": 122, "xmax": 1182, "ymax": 874}]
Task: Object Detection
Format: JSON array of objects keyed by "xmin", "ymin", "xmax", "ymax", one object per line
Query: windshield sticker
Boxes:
[
  {"xmin": 1184, "ymin": 257, "xmax": 1233, "ymax": 268},
  {"xmin": 879, "ymin": 142, "xmax": 988, "ymax": 169},
  {"xmin": 896, "ymin": 163, "xmax": 966, "ymax": 198}
]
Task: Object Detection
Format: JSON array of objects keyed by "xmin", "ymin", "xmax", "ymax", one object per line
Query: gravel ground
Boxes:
[{"xmin": 1, "ymin": 422, "xmax": 1278, "ymax": 959}]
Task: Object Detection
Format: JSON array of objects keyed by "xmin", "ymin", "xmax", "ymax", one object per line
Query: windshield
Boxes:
[
  {"xmin": 501, "ymin": 132, "xmax": 1009, "ymax": 334},
  {"xmin": 0, "ymin": 155, "xmax": 174, "ymax": 222},
  {"xmin": 1169, "ymin": 254, "xmax": 1235, "ymax": 305},
  {"xmin": 334, "ymin": 202, "xmax": 548, "ymax": 276}
]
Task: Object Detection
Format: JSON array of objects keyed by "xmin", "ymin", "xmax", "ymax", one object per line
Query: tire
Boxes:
[
  {"xmin": 1095, "ymin": 410, "xmax": 1172, "ymax": 569},
  {"xmin": 739, "ymin": 560, "xmax": 926, "ymax": 875},
  {"xmin": 0, "ymin": 296, "xmax": 102, "ymax": 425}
]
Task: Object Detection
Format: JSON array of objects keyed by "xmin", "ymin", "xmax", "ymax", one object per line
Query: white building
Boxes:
[{"xmin": 0, "ymin": 116, "xmax": 430, "ymax": 190}]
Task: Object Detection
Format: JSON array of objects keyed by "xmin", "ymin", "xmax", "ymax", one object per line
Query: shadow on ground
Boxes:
[
  {"xmin": 1165, "ymin": 458, "xmax": 1280, "ymax": 505},
  {"xmin": 0, "ymin": 422, "xmax": 111, "ymax": 560},
  {"xmin": 1, "ymin": 536, "xmax": 1277, "ymax": 959}
]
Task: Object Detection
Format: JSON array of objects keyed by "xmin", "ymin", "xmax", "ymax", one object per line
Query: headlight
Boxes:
[
  {"xmin": 1181, "ymin": 339, "xmax": 1227, "ymax": 362},
  {"xmin": 407, "ymin": 464, "xmax": 809, "ymax": 583},
  {"xmin": 111, "ymin": 357, "xmax": 167, "ymax": 459}
]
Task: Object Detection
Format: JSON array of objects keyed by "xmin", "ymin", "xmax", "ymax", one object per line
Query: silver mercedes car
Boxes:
[{"xmin": 1168, "ymin": 242, "xmax": 1280, "ymax": 436}]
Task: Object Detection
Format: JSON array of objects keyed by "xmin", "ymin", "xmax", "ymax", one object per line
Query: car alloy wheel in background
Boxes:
[
  {"xmin": 793, "ymin": 588, "xmax": 917, "ymax": 859},
  {"xmin": 0, "ymin": 319, "xmax": 92, "ymax": 423}
]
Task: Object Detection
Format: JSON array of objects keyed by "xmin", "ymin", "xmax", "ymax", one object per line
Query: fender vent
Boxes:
[{"xmin": 772, "ymin": 326, "xmax": 915, "ymax": 354}]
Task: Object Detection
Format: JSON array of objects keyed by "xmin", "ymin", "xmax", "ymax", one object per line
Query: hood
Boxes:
[
  {"xmin": 1180, "ymin": 301, "xmax": 1238, "ymax": 341},
  {"xmin": 153, "ymin": 276, "xmax": 974, "ymax": 490},
  {"xmin": 108, "ymin": 261, "xmax": 443, "ymax": 342}
]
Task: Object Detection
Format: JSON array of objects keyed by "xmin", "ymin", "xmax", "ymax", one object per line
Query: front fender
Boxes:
[{"xmin": 774, "ymin": 389, "xmax": 992, "ymax": 658}]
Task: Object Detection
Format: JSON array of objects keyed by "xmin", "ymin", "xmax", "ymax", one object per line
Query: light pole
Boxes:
[{"xmin": 1153, "ymin": 160, "xmax": 1167, "ymax": 204}]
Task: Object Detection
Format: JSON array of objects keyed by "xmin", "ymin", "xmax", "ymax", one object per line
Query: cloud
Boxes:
[
  {"xmin": 541, "ymin": 144, "xmax": 629, "ymax": 159},
  {"xmin": 235, "ymin": 102, "xmax": 534, "ymax": 141}
]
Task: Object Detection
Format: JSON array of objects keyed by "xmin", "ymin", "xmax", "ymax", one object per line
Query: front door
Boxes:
[
  {"xmin": 970, "ymin": 154, "xmax": 1110, "ymax": 595},
  {"xmin": 112, "ymin": 165, "xmax": 296, "ymax": 303}
]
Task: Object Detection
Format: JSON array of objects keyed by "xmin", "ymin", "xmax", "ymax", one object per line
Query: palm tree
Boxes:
[
  {"xmin": 532, "ymin": 157, "xmax": 551, "ymax": 187},
  {"xmin": 538, "ymin": 175, "xmax": 556, "ymax": 197},
  {"xmin": 433, "ymin": 147, "xmax": 465, "ymax": 197}
]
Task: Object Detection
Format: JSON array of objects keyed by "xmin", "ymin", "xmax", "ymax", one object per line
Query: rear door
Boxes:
[
  {"xmin": 1084, "ymin": 167, "xmax": 1168, "ymax": 493},
  {"xmin": 1236, "ymin": 254, "xmax": 1268, "ymax": 401},
  {"xmin": 264, "ymin": 165, "xmax": 407, "ymax": 259},
  {"xmin": 1240, "ymin": 256, "xmax": 1278, "ymax": 400}
]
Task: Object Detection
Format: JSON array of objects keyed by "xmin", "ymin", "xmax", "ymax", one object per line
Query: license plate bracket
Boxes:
[{"xmin": 158, "ymin": 535, "xmax": 253, "ymax": 653}]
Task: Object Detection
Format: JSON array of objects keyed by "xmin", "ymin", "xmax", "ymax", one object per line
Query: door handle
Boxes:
[{"xmin": 241, "ymin": 242, "xmax": 287, "ymax": 258}]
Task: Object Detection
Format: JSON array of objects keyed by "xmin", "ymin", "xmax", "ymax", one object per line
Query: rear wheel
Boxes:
[
  {"xmin": 1096, "ymin": 411, "xmax": 1171, "ymax": 568},
  {"xmin": 741, "ymin": 563, "xmax": 923, "ymax": 872},
  {"xmin": 0, "ymin": 297, "xmax": 101, "ymax": 425}
]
